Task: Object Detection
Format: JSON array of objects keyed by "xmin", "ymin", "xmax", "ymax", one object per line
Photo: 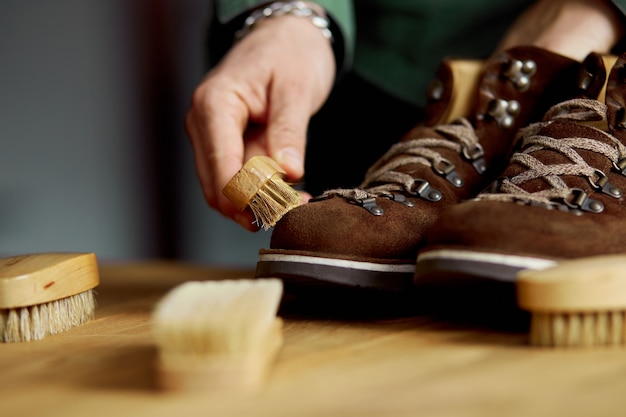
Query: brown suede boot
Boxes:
[
  {"xmin": 415, "ymin": 53, "xmax": 624, "ymax": 288},
  {"xmin": 256, "ymin": 46, "xmax": 596, "ymax": 292}
]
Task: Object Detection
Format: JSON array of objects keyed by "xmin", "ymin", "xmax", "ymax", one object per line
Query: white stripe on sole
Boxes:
[
  {"xmin": 258, "ymin": 253, "xmax": 415, "ymax": 273},
  {"xmin": 417, "ymin": 249, "xmax": 557, "ymax": 270}
]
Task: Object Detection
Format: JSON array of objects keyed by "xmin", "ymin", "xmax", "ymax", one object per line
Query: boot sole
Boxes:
[
  {"xmin": 414, "ymin": 248, "xmax": 558, "ymax": 284},
  {"xmin": 256, "ymin": 251, "xmax": 415, "ymax": 292}
]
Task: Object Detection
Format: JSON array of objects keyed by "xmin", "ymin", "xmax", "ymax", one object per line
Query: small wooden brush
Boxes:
[
  {"xmin": 0, "ymin": 252, "xmax": 99, "ymax": 343},
  {"xmin": 152, "ymin": 278, "xmax": 284, "ymax": 391},
  {"xmin": 517, "ymin": 254, "xmax": 626, "ymax": 348},
  {"xmin": 222, "ymin": 155, "xmax": 301, "ymax": 230}
]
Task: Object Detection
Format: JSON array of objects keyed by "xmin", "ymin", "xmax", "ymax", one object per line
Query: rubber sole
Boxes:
[
  {"xmin": 255, "ymin": 251, "xmax": 416, "ymax": 292},
  {"xmin": 414, "ymin": 248, "xmax": 558, "ymax": 284}
]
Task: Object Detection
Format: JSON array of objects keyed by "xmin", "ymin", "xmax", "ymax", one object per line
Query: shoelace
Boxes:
[
  {"xmin": 316, "ymin": 118, "xmax": 483, "ymax": 204},
  {"xmin": 476, "ymin": 98, "xmax": 626, "ymax": 211}
]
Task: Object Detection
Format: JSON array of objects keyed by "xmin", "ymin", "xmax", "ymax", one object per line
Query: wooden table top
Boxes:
[{"xmin": 3, "ymin": 261, "xmax": 626, "ymax": 417}]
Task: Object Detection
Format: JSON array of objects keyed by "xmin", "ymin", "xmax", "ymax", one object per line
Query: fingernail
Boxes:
[{"xmin": 276, "ymin": 147, "xmax": 304, "ymax": 174}]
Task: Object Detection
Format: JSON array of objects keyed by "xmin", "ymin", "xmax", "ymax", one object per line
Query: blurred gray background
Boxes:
[{"xmin": 0, "ymin": 0, "xmax": 270, "ymax": 266}]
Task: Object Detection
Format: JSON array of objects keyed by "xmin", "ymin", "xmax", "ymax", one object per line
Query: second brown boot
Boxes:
[{"xmin": 415, "ymin": 53, "xmax": 626, "ymax": 288}]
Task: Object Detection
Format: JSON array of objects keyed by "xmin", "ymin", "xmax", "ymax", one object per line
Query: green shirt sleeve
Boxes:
[{"xmin": 211, "ymin": 0, "xmax": 626, "ymax": 107}]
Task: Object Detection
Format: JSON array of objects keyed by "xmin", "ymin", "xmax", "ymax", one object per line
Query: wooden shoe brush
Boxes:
[
  {"xmin": 223, "ymin": 155, "xmax": 300, "ymax": 230},
  {"xmin": 0, "ymin": 252, "xmax": 99, "ymax": 342},
  {"xmin": 152, "ymin": 278, "xmax": 284, "ymax": 391},
  {"xmin": 517, "ymin": 254, "xmax": 626, "ymax": 347}
]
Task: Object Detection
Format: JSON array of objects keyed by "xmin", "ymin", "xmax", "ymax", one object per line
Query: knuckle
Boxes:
[{"xmin": 190, "ymin": 86, "xmax": 210, "ymax": 111}]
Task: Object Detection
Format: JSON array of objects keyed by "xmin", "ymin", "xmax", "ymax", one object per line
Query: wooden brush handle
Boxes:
[
  {"xmin": 517, "ymin": 254, "xmax": 626, "ymax": 312},
  {"xmin": 0, "ymin": 252, "xmax": 100, "ymax": 308},
  {"xmin": 222, "ymin": 156, "xmax": 286, "ymax": 210}
]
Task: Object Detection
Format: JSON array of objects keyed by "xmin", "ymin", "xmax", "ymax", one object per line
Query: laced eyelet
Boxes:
[
  {"xmin": 352, "ymin": 197, "xmax": 384, "ymax": 216},
  {"xmin": 309, "ymin": 193, "xmax": 331, "ymax": 203},
  {"xmin": 564, "ymin": 188, "xmax": 604, "ymax": 213},
  {"xmin": 382, "ymin": 193, "xmax": 415, "ymax": 207},
  {"xmin": 433, "ymin": 159, "xmax": 464, "ymax": 187},
  {"xmin": 409, "ymin": 179, "xmax": 442, "ymax": 202},
  {"xmin": 461, "ymin": 143, "xmax": 487, "ymax": 174},
  {"xmin": 589, "ymin": 169, "xmax": 622, "ymax": 198},
  {"xmin": 615, "ymin": 158, "xmax": 626, "ymax": 175}
]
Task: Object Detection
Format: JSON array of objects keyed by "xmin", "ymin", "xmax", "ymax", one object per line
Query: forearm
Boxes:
[{"xmin": 497, "ymin": 0, "xmax": 625, "ymax": 60}]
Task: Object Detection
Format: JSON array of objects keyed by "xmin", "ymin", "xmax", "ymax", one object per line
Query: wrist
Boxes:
[{"xmin": 235, "ymin": 1, "xmax": 333, "ymax": 43}]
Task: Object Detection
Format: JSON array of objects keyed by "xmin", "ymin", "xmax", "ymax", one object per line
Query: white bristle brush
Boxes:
[
  {"xmin": 152, "ymin": 278, "xmax": 284, "ymax": 391},
  {"xmin": 222, "ymin": 155, "xmax": 301, "ymax": 230},
  {"xmin": 0, "ymin": 252, "xmax": 99, "ymax": 343},
  {"xmin": 517, "ymin": 254, "xmax": 626, "ymax": 348}
]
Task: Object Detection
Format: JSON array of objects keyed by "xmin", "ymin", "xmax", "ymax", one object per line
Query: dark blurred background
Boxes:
[{"xmin": 0, "ymin": 0, "xmax": 270, "ymax": 266}]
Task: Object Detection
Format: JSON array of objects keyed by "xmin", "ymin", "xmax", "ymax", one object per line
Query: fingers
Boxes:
[
  {"xmin": 186, "ymin": 78, "xmax": 260, "ymax": 230},
  {"xmin": 265, "ymin": 85, "xmax": 309, "ymax": 183},
  {"xmin": 185, "ymin": 16, "xmax": 335, "ymax": 230},
  {"xmin": 264, "ymin": 21, "xmax": 336, "ymax": 182}
]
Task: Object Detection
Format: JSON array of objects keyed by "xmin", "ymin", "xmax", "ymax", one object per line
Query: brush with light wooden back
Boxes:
[
  {"xmin": 518, "ymin": 254, "xmax": 626, "ymax": 347},
  {"xmin": 152, "ymin": 278, "xmax": 284, "ymax": 391},
  {"xmin": 223, "ymin": 155, "xmax": 301, "ymax": 230},
  {"xmin": 0, "ymin": 252, "xmax": 99, "ymax": 343}
]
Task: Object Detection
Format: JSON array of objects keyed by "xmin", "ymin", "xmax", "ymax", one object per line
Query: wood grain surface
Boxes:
[{"xmin": 2, "ymin": 261, "xmax": 626, "ymax": 417}]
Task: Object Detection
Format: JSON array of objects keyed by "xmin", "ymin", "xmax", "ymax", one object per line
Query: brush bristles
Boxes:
[
  {"xmin": 530, "ymin": 310, "xmax": 626, "ymax": 347},
  {"xmin": 152, "ymin": 279, "xmax": 284, "ymax": 390},
  {"xmin": 248, "ymin": 177, "xmax": 300, "ymax": 230},
  {"xmin": 153, "ymin": 279, "xmax": 282, "ymax": 356},
  {"xmin": 0, "ymin": 289, "xmax": 97, "ymax": 343}
]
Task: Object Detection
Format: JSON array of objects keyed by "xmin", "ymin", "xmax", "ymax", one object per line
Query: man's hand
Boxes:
[{"xmin": 185, "ymin": 14, "xmax": 335, "ymax": 230}]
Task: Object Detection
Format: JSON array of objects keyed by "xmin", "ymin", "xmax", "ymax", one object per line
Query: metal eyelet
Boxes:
[
  {"xmin": 432, "ymin": 159, "xmax": 464, "ymax": 187},
  {"xmin": 409, "ymin": 179, "xmax": 442, "ymax": 202},
  {"xmin": 427, "ymin": 79, "xmax": 445, "ymax": 101},
  {"xmin": 461, "ymin": 143, "xmax": 487, "ymax": 174},
  {"xmin": 486, "ymin": 177, "xmax": 506, "ymax": 193},
  {"xmin": 576, "ymin": 66, "xmax": 594, "ymax": 92},
  {"xmin": 382, "ymin": 193, "xmax": 415, "ymax": 207},
  {"xmin": 353, "ymin": 197, "xmax": 384, "ymax": 216},
  {"xmin": 564, "ymin": 188, "xmax": 604, "ymax": 213},
  {"xmin": 615, "ymin": 158, "xmax": 626, "ymax": 175},
  {"xmin": 590, "ymin": 169, "xmax": 622, "ymax": 198},
  {"xmin": 503, "ymin": 59, "xmax": 537, "ymax": 92},
  {"xmin": 309, "ymin": 193, "xmax": 331, "ymax": 203},
  {"xmin": 487, "ymin": 98, "xmax": 520, "ymax": 129},
  {"xmin": 512, "ymin": 197, "xmax": 572, "ymax": 212}
]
